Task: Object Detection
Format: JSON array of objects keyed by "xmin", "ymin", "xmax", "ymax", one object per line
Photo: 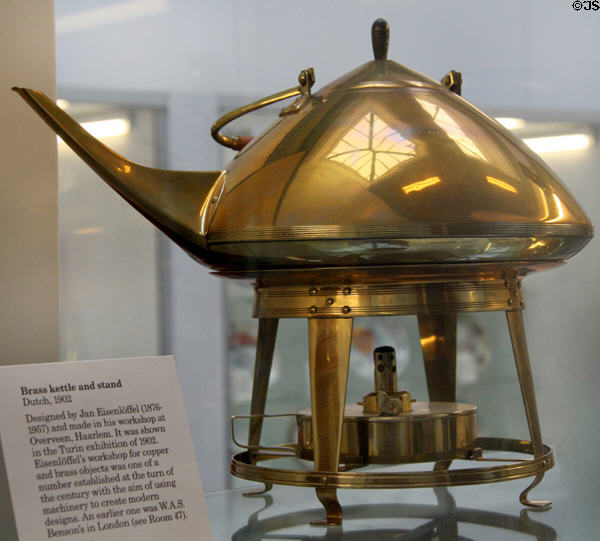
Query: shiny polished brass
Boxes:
[
  {"xmin": 255, "ymin": 278, "xmax": 523, "ymax": 319},
  {"xmin": 297, "ymin": 402, "xmax": 477, "ymax": 465},
  {"xmin": 12, "ymin": 87, "xmax": 223, "ymax": 262},
  {"xmin": 313, "ymin": 487, "xmax": 342, "ymax": 527},
  {"xmin": 211, "ymin": 67, "xmax": 315, "ymax": 150},
  {"xmin": 441, "ymin": 70, "xmax": 463, "ymax": 95},
  {"xmin": 418, "ymin": 314, "xmax": 457, "ymax": 402},
  {"xmin": 362, "ymin": 346, "xmax": 412, "ymax": 414},
  {"xmin": 506, "ymin": 310, "xmax": 552, "ymax": 509},
  {"xmin": 13, "ymin": 14, "xmax": 592, "ymax": 272},
  {"xmin": 308, "ymin": 318, "xmax": 353, "ymax": 524},
  {"xmin": 362, "ymin": 390, "xmax": 412, "ymax": 415},
  {"xmin": 231, "ymin": 437, "xmax": 554, "ymax": 489},
  {"xmin": 243, "ymin": 318, "xmax": 279, "ymax": 497},
  {"xmin": 247, "ymin": 318, "xmax": 279, "ymax": 458},
  {"xmin": 235, "ymin": 275, "xmax": 554, "ymax": 521}
]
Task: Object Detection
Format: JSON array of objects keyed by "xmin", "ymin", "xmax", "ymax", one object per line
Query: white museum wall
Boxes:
[
  {"xmin": 0, "ymin": 0, "xmax": 59, "ymax": 522},
  {"xmin": 51, "ymin": 1, "xmax": 599, "ymax": 533},
  {"xmin": 1, "ymin": 2, "xmax": 59, "ymax": 365}
]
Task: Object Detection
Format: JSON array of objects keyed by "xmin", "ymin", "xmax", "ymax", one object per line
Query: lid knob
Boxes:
[{"xmin": 371, "ymin": 18, "xmax": 389, "ymax": 60}]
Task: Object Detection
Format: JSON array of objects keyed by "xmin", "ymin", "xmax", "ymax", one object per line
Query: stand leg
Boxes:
[
  {"xmin": 244, "ymin": 318, "xmax": 278, "ymax": 497},
  {"xmin": 417, "ymin": 314, "xmax": 457, "ymax": 402},
  {"xmin": 308, "ymin": 317, "xmax": 353, "ymax": 526},
  {"xmin": 506, "ymin": 310, "xmax": 551, "ymax": 509},
  {"xmin": 418, "ymin": 314, "xmax": 457, "ymax": 473}
]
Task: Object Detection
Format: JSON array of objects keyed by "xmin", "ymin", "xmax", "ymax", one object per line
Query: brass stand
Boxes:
[{"xmin": 232, "ymin": 271, "xmax": 554, "ymax": 525}]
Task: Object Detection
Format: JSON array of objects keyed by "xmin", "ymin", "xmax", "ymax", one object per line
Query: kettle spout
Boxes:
[{"xmin": 13, "ymin": 87, "xmax": 224, "ymax": 260}]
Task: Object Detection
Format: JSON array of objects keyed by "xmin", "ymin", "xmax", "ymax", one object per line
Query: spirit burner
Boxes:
[{"xmin": 15, "ymin": 19, "xmax": 592, "ymax": 525}]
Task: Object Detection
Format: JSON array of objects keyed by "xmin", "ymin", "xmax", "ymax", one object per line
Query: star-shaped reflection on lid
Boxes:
[{"xmin": 327, "ymin": 112, "xmax": 416, "ymax": 183}]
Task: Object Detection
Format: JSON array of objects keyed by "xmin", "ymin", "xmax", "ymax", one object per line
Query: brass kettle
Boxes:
[
  {"xmin": 14, "ymin": 19, "xmax": 592, "ymax": 275},
  {"xmin": 14, "ymin": 19, "xmax": 595, "ymax": 525}
]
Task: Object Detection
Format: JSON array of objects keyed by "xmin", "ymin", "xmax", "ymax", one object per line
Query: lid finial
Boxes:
[{"xmin": 371, "ymin": 18, "xmax": 389, "ymax": 60}]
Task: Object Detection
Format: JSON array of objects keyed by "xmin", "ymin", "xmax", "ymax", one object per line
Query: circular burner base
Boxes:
[{"xmin": 296, "ymin": 402, "xmax": 477, "ymax": 464}]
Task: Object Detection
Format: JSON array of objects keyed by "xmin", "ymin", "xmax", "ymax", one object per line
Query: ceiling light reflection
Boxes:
[
  {"xmin": 486, "ymin": 176, "xmax": 517, "ymax": 194},
  {"xmin": 524, "ymin": 134, "xmax": 592, "ymax": 154},
  {"xmin": 403, "ymin": 176, "xmax": 441, "ymax": 194},
  {"xmin": 495, "ymin": 117, "xmax": 525, "ymax": 130},
  {"xmin": 416, "ymin": 98, "xmax": 486, "ymax": 161},
  {"xmin": 420, "ymin": 335, "xmax": 437, "ymax": 347},
  {"xmin": 327, "ymin": 112, "xmax": 415, "ymax": 182},
  {"xmin": 528, "ymin": 240, "xmax": 547, "ymax": 250},
  {"xmin": 545, "ymin": 193, "xmax": 565, "ymax": 223}
]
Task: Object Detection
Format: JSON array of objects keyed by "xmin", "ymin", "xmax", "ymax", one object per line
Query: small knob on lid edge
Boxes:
[{"xmin": 371, "ymin": 18, "xmax": 389, "ymax": 60}]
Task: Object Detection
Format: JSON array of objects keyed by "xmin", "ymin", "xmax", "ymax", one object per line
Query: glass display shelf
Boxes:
[{"xmin": 1, "ymin": 466, "xmax": 577, "ymax": 539}]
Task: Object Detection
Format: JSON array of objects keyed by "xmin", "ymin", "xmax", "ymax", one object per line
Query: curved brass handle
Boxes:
[{"xmin": 211, "ymin": 68, "xmax": 315, "ymax": 151}]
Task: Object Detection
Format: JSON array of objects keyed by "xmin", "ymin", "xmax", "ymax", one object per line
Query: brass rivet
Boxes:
[
  {"xmin": 517, "ymin": 281, "xmax": 522, "ymax": 288},
  {"xmin": 309, "ymin": 306, "xmax": 318, "ymax": 314},
  {"xmin": 309, "ymin": 287, "xmax": 318, "ymax": 296},
  {"xmin": 507, "ymin": 299, "xmax": 513, "ymax": 306},
  {"xmin": 326, "ymin": 297, "xmax": 334, "ymax": 306},
  {"xmin": 513, "ymin": 290, "xmax": 519, "ymax": 297},
  {"xmin": 520, "ymin": 300, "xmax": 525, "ymax": 307},
  {"xmin": 343, "ymin": 287, "xmax": 352, "ymax": 295},
  {"xmin": 342, "ymin": 306, "xmax": 351, "ymax": 314},
  {"xmin": 504, "ymin": 280, "xmax": 509, "ymax": 287}
]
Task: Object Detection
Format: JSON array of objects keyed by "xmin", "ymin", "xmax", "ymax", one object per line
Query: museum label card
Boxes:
[{"xmin": 0, "ymin": 356, "xmax": 212, "ymax": 541}]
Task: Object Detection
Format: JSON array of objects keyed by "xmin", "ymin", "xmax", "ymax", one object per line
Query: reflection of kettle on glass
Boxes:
[
  {"xmin": 13, "ymin": 19, "xmax": 591, "ymax": 275},
  {"xmin": 228, "ymin": 489, "xmax": 557, "ymax": 540}
]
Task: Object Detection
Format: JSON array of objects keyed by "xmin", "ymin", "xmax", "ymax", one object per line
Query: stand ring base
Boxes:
[{"xmin": 231, "ymin": 437, "xmax": 554, "ymax": 490}]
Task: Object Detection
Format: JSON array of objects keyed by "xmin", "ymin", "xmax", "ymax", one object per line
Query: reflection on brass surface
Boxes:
[
  {"xmin": 308, "ymin": 318, "xmax": 352, "ymax": 474},
  {"xmin": 15, "ymin": 15, "xmax": 592, "ymax": 526},
  {"xmin": 297, "ymin": 402, "xmax": 477, "ymax": 464},
  {"xmin": 211, "ymin": 68, "xmax": 315, "ymax": 150},
  {"xmin": 12, "ymin": 19, "xmax": 592, "ymax": 272},
  {"xmin": 255, "ymin": 278, "xmax": 524, "ymax": 318},
  {"xmin": 231, "ymin": 437, "xmax": 554, "ymax": 489},
  {"xmin": 419, "ymin": 314, "xmax": 457, "ymax": 402}
]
